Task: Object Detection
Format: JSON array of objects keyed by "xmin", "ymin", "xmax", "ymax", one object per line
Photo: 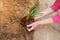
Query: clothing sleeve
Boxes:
[
  {"xmin": 50, "ymin": 0, "xmax": 60, "ymax": 11},
  {"xmin": 52, "ymin": 12, "xmax": 60, "ymax": 23}
]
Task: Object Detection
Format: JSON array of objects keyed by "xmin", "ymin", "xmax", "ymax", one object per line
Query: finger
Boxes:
[
  {"xmin": 27, "ymin": 26, "xmax": 32, "ymax": 31},
  {"xmin": 34, "ymin": 17, "xmax": 39, "ymax": 20},
  {"xmin": 34, "ymin": 16, "xmax": 41, "ymax": 20},
  {"xmin": 27, "ymin": 24, "xmax": 33, "ymax": 27},
  {"xmin": 27, "ymin": 28, "xmax": 30, "ymax": 31},
  {"xmin": 27, "ymin": 27, "xmax": 34, "ymax": 31}
]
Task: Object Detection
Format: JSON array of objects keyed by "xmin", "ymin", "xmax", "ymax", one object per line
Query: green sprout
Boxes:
[
  {"xmin": 26, "ymin": 0, "xmax": 39, "ymax": 20},
  {"xmin": 29, "ymin": 0, "xmax": 39, "ymax": 18}
]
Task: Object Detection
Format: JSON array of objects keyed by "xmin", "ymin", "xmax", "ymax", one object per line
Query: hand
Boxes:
[
  {"xmin": 27, "ymin": 21, "xmax": 40, "ymax": 31},
  {"xmin": 34, "ymin": 16, "xmax": 41, "ymax": 20},
  {"xmin": 34, "ymin": 13, "xmax": 43, "ymax": 20}
]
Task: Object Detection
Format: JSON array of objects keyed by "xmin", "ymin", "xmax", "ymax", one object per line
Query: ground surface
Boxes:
[{"xmin": 0, "ymin": 0, "xmax": 36, "ymax": 40}]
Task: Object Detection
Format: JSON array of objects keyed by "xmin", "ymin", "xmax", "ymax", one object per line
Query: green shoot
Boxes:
[{"xmin": 29, "ymin": 0, "xmax": 39, "ymax": 17}]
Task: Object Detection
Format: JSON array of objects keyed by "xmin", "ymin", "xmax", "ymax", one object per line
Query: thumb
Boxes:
[
  {"xmin": 27, "ymin": 26, "xmax": 34, "ymax": 31},
  {"xmin": 27, "ymin": 24, "xmax": 33, "ymax": 27}
]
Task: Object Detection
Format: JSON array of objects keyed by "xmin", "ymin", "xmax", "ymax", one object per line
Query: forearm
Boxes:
[
  {"xmin": 35, "ymin": 7, "xmax": 54, "ymax": 20},
  {"xmin": 39, "ymin": 17, "xmax": 54, "ymax": 25},
  {"xmin": 39, "ymin": 7, "xmax": 54, "ymax": 18}
]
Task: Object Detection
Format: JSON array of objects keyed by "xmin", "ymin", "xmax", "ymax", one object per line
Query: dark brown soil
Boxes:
[
  {"xmin": 20, "ymin": 16, "xmax": 34, "ymax": 31},
  {"xmin": 20, "ymin": 16, "xmax": 34, "ymax": 40}
]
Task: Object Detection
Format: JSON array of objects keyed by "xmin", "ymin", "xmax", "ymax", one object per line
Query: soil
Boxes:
[
  {"xmin": 21, "ymin": 16, "xmax": 34, "ymax": 26},
  {"xmin": 20, "ymin": 16, "xmax": 34, "ymax": 31},
  {"xmin": 0, "ymin": 0, "xmax": 36, "ymax": 40}
]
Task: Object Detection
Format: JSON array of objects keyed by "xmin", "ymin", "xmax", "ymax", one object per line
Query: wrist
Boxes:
[{"xmin": 36, "ymin": 21, "xmax": 41, "ymax": 25}]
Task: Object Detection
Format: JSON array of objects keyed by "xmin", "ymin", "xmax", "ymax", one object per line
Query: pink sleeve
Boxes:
[
  {"xmin": 50, "ymin": 0, "xmax": 60, "ymax": 11},
  {"xmin": 52, "ymin": 12, "xmax": 60, "ymax": 23}
]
